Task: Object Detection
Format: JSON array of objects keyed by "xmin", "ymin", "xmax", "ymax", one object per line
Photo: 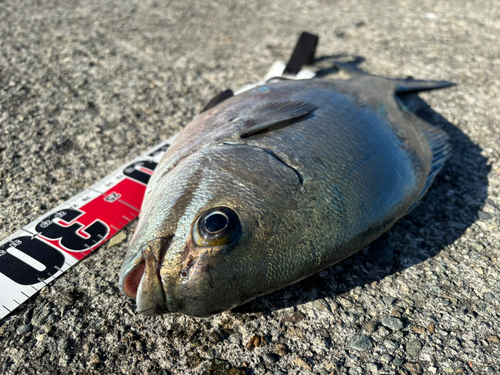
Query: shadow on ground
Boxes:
[{"xmin": 234, "ymin": 58, "xmax": 491, "ymax": 316}]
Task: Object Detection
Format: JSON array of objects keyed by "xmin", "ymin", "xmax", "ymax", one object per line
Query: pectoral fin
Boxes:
[{"xmin": 240, "ymin": 101, "xmax": 318, "ymax": 138}]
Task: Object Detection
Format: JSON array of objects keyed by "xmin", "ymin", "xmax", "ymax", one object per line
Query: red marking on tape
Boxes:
[
  {"xmin": 109, "ymin": 178, "xmax": 148, "ymax": 211},
  {"xmin": 138, "ymin": 167, "xmax": 154, "ymax": 175},
  {"xmin": 38, "ymin": 188, "xmax": 142, "ymax": 260}
]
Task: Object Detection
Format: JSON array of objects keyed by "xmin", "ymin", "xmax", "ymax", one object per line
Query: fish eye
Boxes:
[
  {"xmin": 193, "ymin": 207, "xmax": 241, "ymax": 247},
  {"xmin": 204, "ymin": 212, "xmax": 228, "ymax": 233}
]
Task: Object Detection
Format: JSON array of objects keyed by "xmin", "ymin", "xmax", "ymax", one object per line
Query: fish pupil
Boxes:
[
  {"xmin": 205, "ymin": 212, "xmax": 228, "ymax": 233},
  {"xmin": 195, "ymin": 207, "xmax": 241, "ymax": 247}
]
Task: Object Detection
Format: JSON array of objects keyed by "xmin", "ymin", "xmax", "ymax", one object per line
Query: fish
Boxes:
[{"xmin": 118, "ymin": 65, "xmax": 453, "ymax": 317}]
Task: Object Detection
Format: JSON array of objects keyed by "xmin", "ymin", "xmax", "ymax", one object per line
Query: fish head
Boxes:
[{"xmin": 119, "ymin": 142, "xmax": 303, "ymax": 317}]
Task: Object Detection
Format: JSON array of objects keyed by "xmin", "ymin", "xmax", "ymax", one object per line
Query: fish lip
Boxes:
[
  {"xmin": 119, "ymin": 261, "xmax": 145, "ymax": 299},
  {"xmin": 137, "ymin": 236, "xmax": 174, "ymax": 315},
  {"xmin": 119, "ymin": 236, "xmax": 173, "ymax": 313},
  {"xmin": 118, "ymin": 250, "xmax": 145, "ymax": 299}
]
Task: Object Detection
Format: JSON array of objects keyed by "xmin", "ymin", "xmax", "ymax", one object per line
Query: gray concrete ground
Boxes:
[{"xmin": 1, "ymin": 0, "xmax": 499, "ymax": 374}]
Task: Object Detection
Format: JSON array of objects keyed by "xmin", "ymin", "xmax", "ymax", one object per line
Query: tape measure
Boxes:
[
  {"xmin": 0, "ymin": 136, "xmax": 177, "ymax": 320},
  {"xmin": 0, "ymin": 32, "xmax": 319, "ymax": 321}
]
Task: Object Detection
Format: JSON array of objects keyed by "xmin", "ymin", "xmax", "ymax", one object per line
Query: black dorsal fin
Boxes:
[
  {"xmin": 408, "ymin": 124, "xmax": 451, "ymax": 212},
  {"xmin": 199, "ymin": 89, "xmax": 234, "ymax": 114},
  {"xmin": 240, "ymin": 101, "xmax": 318, "ymax": 138},
  {"xmin": 333, "ymin": 61, "xmax": 369, "ymax": 77}
]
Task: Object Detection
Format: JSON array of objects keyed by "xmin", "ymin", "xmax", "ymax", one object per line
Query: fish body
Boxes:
[{"xmin": 119, "ymin": 73, "xmax": 451, "ymax": 317}]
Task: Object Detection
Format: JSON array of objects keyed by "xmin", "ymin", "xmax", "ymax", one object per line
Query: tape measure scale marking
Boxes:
[{"xmin": 0, "ymin": 135, "xmax": 176, "ymax": 320}]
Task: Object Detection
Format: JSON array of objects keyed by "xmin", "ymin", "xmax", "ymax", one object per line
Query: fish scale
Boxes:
[{"xmin": 119, "ymin": 68, "xmax": 453, "ymax": 317}]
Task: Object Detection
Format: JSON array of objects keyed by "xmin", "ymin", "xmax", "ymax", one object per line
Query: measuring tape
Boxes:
[
  {"xmin": 0, "ymin": 136, "xmax": 178, "ymax": 320},
  {"xmin": 0, "ymin": 33, "xmax": 318, "ymax": 321}
]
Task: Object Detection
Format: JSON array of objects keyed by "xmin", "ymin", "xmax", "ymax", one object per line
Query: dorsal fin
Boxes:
[
  {"xmin": 408, "ymin": 124, "xmax": 451, "ymax": 212},
  {"xmin": 199, "ymin": 89, "xmax": 234, "ymax": 114},
  {"xmin": 333, "ymin": 61, "xmax": 368, "ymax": 78},
  {"xmin": 240, "ymin": 101, "xmax": 318, "ymax": 138}
]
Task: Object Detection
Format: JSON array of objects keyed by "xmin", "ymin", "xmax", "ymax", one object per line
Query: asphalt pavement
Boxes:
[{"xmin": 0, "ymin": 0, "xmax": 499, "ymax": 374}]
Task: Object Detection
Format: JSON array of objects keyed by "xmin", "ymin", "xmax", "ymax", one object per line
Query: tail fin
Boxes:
[
  {"xmin": 333, "ymin": 62, "xmax": 456, "ymax": 93},
  {"xmin": 395, "ymin": 79, "xmax": 455, "ymax": 93}
]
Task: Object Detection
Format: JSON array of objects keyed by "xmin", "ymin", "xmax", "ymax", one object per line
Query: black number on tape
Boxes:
[
  {"xmin": 35, "ymin": 209, "xmax": 109, "ymax": 251},
  {"xmin": 123, "ymin": 160, "xmax": 158, "ymax": 185},
  {"xmin": 0, "ymin": 236, "xmax": 65, "ymax": 285}
]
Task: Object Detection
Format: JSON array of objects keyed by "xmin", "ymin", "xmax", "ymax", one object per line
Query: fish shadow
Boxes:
[{"xmin": 234, "ymin": 79, "xmax": 491, "ymax": 316}]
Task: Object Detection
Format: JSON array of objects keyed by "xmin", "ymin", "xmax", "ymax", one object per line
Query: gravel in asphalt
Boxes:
[{"xmin": 1, "ymin": 0, "xmax": 499, "ymax": 374}]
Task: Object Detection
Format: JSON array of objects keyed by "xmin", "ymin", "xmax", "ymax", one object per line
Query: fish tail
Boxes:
[
  {"xmin": 394, "ymin": 79, "xmax": 456, "ymax": 93},
  {"xmin": 333, "ymin": 62, "xmax": 456, "ymax": 93}
]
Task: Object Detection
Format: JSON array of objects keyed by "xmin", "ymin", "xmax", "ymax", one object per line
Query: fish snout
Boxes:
[{"xmin": 120, "ymin": 237, "xmax": 172, "ymax": 316}]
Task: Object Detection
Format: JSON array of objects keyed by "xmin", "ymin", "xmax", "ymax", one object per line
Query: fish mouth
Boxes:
[
  {"xmin": 121, "ymin": 262, "xmax": 145, "ymax": 299},
  {"xmin": 119, "ymin": 236, "xmax": 173, "ymax": 316}
]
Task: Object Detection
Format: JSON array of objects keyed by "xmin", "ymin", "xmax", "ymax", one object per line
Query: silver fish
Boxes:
[{"xmin": 118, "ymin": 68, "xmax": 453, "ymax": 317}]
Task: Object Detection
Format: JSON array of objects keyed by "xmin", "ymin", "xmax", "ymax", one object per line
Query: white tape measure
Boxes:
[
  {"xmin": 0, "ymin": 49, "xmax": 317, "ymax": 321},
  {"xmin": 0, "ymin": 136, "xmax": 177, "ymax": 320}
]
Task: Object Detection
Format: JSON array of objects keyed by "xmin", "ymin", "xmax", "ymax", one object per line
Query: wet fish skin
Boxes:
[{"xmin": 119, "ymin": 73, "xmax": 451, "ymax": 317}]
